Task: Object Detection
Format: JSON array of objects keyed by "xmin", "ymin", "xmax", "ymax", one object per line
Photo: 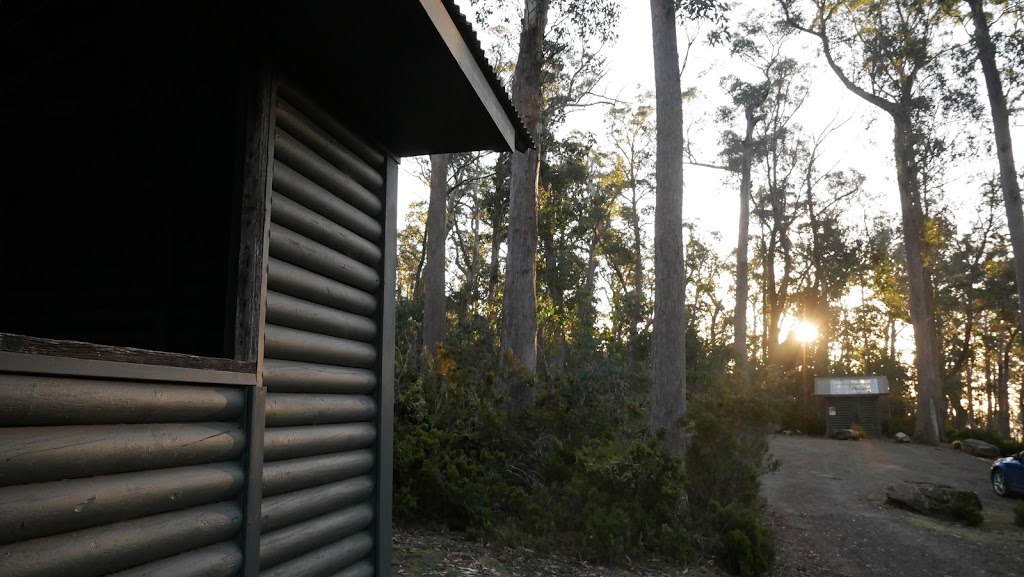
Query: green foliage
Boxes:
[
  {"xmin": 1013, "ymin": 503, "xmax": 1024, "ymax": 528},
  {"xmin": 394, "ymin": 349, "xmax": 776, "ymax": 572},
  {"xmin": 952, "ymin": 439, "xmax": 962, "ymax": 450},
  {"xmin": 949, "ymin": 493, "xmax": 984, "ymax": 527},
  {"xmin": 712, "ymin": 502, "xmax": 776, "ymax": 577},
  {"xmin": 685, "ymin": 377, "xmax": 779, "ymax": 577},
  {"xmin": 687, "ymin": 379, "xmax": 779, "ymax": 509},
  {"xmin": 947, "ymin": 428, "xmax": 1024, "ymax": 456}
]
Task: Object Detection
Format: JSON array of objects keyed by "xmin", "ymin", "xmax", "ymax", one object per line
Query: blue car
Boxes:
[{"xmin": 991, "ymin": 451, "xmax": 1024, "ymax": 497}]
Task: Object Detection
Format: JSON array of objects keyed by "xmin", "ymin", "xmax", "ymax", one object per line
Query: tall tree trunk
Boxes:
[
  {"xmin": 985, "ymin": 346, "xmax": 994, "ymax": 430},
  {"xmin": 893, "ymin": 113, "xmax": 945, "ymax": 445},
  {"xmin": 968, "ymin": 0, "xmax": 1024, "ymax": 363},
  {"xmin": 465, "ymin": 180, "xmax": 482, "ymax": 322},
  {"xmin": 500, "ymin": 0, "xmax": 547, "ymax": 411},
  {"xmin": 648, "ymin": 0, "xmax": 686, "ymax": 456},
  {"xmin": 584, "ymin": 177, "xmax": 602, "ymax": 297},
  {"xmin": 735, "ymin": 105, "xmax": 756, "ymax": 383},
  {"xmin": 966, "ymin": 343, "xmax": 976, "ymax": 428},
  {"xmin": 413, "ymin": 233, "xmax": 427, "ymax": 303},
  {"xmin": 998, "ymin": 330, "xmax": 1013, "ymax": 437},
  {"xmin": 630, "ymin": 187, "xmax": 645, "ymax": 363},
  {"xmin": 422, "ymin": 154, "xmax": 449, "ymax": 357},
  {"xmin": 488, "ymin": 200, "xmax": 504, "ymax": 302}
]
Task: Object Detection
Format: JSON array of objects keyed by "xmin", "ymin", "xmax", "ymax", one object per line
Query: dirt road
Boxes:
[{"xmin": 764, "ymin": 435, "xmax": 1024, "ymax": 577}]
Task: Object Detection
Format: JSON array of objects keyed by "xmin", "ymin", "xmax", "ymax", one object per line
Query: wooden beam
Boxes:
[
  {"xmin": 0, "ymin": 333, "xmax": 255, "ymax": 377},
  {"xmin": 373, "ymin": 156, "xmax": 399, "ymax": 576},
  {"xmin": 234, "ymin": 68, "xmax": 277, "ymax": 370},
  {"xmin": 235, "ymin": 66, "xmax": 276, "ymax": 577},
  {"xmin": 0, "ymin": 351, "xmax": 256, "ymax": 386}
]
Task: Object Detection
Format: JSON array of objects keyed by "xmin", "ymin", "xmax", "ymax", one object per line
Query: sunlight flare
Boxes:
[{"xmin": 794, "ymin": 321, "xmax": 819, "ymax": 343}]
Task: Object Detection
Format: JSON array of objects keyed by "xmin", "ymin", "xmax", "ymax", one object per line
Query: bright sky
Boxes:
[
  {"xmin": 397, "ymin": 1, "xmax": 1024, "ymax": 420},
  {"xmin": 397, "ymin": 1, "xmax": 914, "ymax": 238},
  {"xmin": 397, "ymin": 0, "xmax": 1022, "ymax": 310}
]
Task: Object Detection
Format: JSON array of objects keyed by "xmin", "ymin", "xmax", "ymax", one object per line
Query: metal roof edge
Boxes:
[{"xmin": 439, "ymin": 0, "xmax": 535, "ymax": 151}]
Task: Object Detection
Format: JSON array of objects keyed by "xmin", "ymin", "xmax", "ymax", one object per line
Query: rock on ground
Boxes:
[
  {"xmin": 827, "ymin": 429, "xmax": 862, "ymax": 441},
  {"xmin": 894, "ymin": 432, "xmax": 911, "ymax": 443},
  {"xmin": 960, "ymin": 438, "xmax": 1000, "ymax": 459},
  {"xmin": 885, "ymin": 481, "xmax": 983, "ymax": 524}
]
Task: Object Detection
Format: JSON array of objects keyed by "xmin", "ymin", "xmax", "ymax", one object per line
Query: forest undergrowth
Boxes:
[{"xmin": 393, "ymin": 307, "xmax": 779, "ymax": 577}]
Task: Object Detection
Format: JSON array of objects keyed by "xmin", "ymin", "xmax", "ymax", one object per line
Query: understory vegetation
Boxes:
[
  {"xmin": 393, "ymin": 310, "xmax": 777, "ymax": 575},
  {"xmin": 395, "ymin": 0, "xmax": 1024, "ymax": 573},
  {"xmin": 947, "ymin": 427, "xmax": 1024, "ymax": 457}
]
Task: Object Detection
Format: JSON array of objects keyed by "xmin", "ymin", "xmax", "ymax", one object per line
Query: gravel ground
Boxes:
[
  {"xmin": 392, "ymin": 526, "xmax": 726, "ymax": 577},
  {"xmin": 764, "ymin": 435, "xmax": 1024, "ymax": 577}
]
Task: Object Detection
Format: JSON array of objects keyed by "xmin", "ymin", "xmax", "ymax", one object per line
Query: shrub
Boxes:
[
  {"xmin": 393, "ymin": 348, "xmax": 777, "ymax": 574},
  {"xmin": 947, "ymin": 428, "xmax": 1023, "ymax": 456},
  {"xmin": 712, "ymin": 501, "xmax": 775, "ymax": 577},
  {"xmin": 949, "ymin": 493, "xmax": 984, "ymax": 527},
  {"xmin": 687, "ymin": 378, "xmax": 779, "ymax": 511},
  {"xmin": 952, "ymin": 439, "xmax": 962, "ymax": 450},
  {"xmin": 1014, "ymin": 503, "xmax": 1024, "ymax": 528}
]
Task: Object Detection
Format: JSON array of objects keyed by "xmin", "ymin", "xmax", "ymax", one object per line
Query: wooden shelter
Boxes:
[
  {"xmin": 0, "ymin": 1, "xmax": 529, "ymax": 576},
  {"xmin": 815, "ymin": 376, "xmax": 890, "ymax": 439}
]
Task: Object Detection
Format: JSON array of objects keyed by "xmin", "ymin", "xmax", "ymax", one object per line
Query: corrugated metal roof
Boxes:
[
  {"xmin": 814, "ymin": 376, "xmax": 890, "ymax": 396},
  {"xmin": 439, "ymin": 0, "xmax": 535, "ymax": 151}
]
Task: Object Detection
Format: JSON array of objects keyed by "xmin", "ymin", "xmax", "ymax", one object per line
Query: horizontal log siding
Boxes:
[
  {"xmin": 263, "ymin": 90, "xmax": 385, "ymax": 574},
  {"xmin": 0, "ymin": 373, "xmax": 249, "ymax": 575}
]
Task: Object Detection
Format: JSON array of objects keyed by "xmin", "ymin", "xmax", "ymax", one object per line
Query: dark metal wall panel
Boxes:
[
  {"xmin": 257, "ymin": 532, "xmax": 373, "ymax": 577},
  {"xmin": 258, "ymin": 503, "xmax": 373, "ymax": 570},
  {"xmin": 0, "ymin": 463, "xmax": 243, "ymax": 545},
  {"xmin": 0, "ymin": 500, "xmax": 241, "ymax": 577},
  {"xmin": 274, "ymin": 100, "xmax": 384, "ymax": 191},
  {"xmin": 263, "ymin": 85, "xmax": 388, "ymax": 574},
  {"xmin": 0, "ymin": 374, "xmax": 244, "ymax": 426},
  {"xmin": 0, "ymin": 373, "xmax": 249, "ymax": 577},
  {"xmin": 261, "ymin": 452, "xmax": 375, "ymax": 497},
  {"xmin": 105, "ymin": 542, "xmax": 242, "ymax": 577},
  {"xmin": 263, "ymin": 359, "xmax": 375, "ymax": 394},
  {"xmin": 824, "ymin": 396, "xmax": 883, "ymax": 439},
  {"xmin": 267, "ymin": 259, "xmax": 377, "ymax": 317},
  {"xmin": 260, "ymin": 477, "xmax": 374, "ymax": 533}
]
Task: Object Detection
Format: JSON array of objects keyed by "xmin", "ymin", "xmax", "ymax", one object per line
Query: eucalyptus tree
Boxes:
[
  {"xmin": 965, "ymin": 0, "xmax": 1024, "ymax": 375},
  {"xmin": 605, "ymin": 99, "xmax": 656, "ymax": 362},
  {"xmin": 535, "ymin": 133, "xmax": 608, "ymax": 373},
  {"xmin": 931, "ymin": 184, "xmax": 1002, "ymax": 427},
  {"xmin": 501, "ymin": 0, "xmax": 548, "ymax": 391},
  {"xmin": 422, "ymin": 154, "xmax": 450, "ymax": 357},
  {"xmin": 797, "ymin": 122, "xmax": 866, "ymax": 383},
  {"xmin": 752, "ymin": 56, "xmax": 808, "ymax": 367},
  {"xmin": 781, "ymin": 0, "xmax": 957, "ymax": 444},
  {"xmin": 471, "ymin": 0, "xmax": 618, "ymax": 414},
  {"xmin": 648, "ymin": 0, "xmax": 688, "ymax": 455},
  {"xmin": 646, "ymin": 0, "xmax": 726, "ymax": 456}
]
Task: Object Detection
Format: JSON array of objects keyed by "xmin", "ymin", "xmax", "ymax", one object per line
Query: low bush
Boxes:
[
  {"xmin": 686, "ymin": 379, "xmax": 778, "ymax": 576},
  {"xmin": 949, "ymin": 493, "xmax": 984, "ymax": 527},
  {"xmin": 951, "ymin": 439, "xmax": 962, "ymax": 450},
  {"xmin": 712, "ymin": 501, "xmax": 776, "ymax": 577},
  {"xmin": 393, "ymin": 348, "xmax": 777, "ymax": 574},
  {"xmin": 947, "ymin": 428, "xmax": 1023, "ymax": 456}
]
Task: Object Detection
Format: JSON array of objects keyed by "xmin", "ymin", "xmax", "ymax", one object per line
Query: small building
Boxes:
[
  {"xmin": 815, "ymin": 376, "xmax": 890, "ymax": 439},
  {"xmin": 0, "ymin": 2, "xmax": 529, "ymax": 576}
]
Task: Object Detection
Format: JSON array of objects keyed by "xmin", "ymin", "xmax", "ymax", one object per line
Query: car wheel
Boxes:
[{"xmin": 992, "ymin": 470, "xmax": 1010, "ymax": 497}]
